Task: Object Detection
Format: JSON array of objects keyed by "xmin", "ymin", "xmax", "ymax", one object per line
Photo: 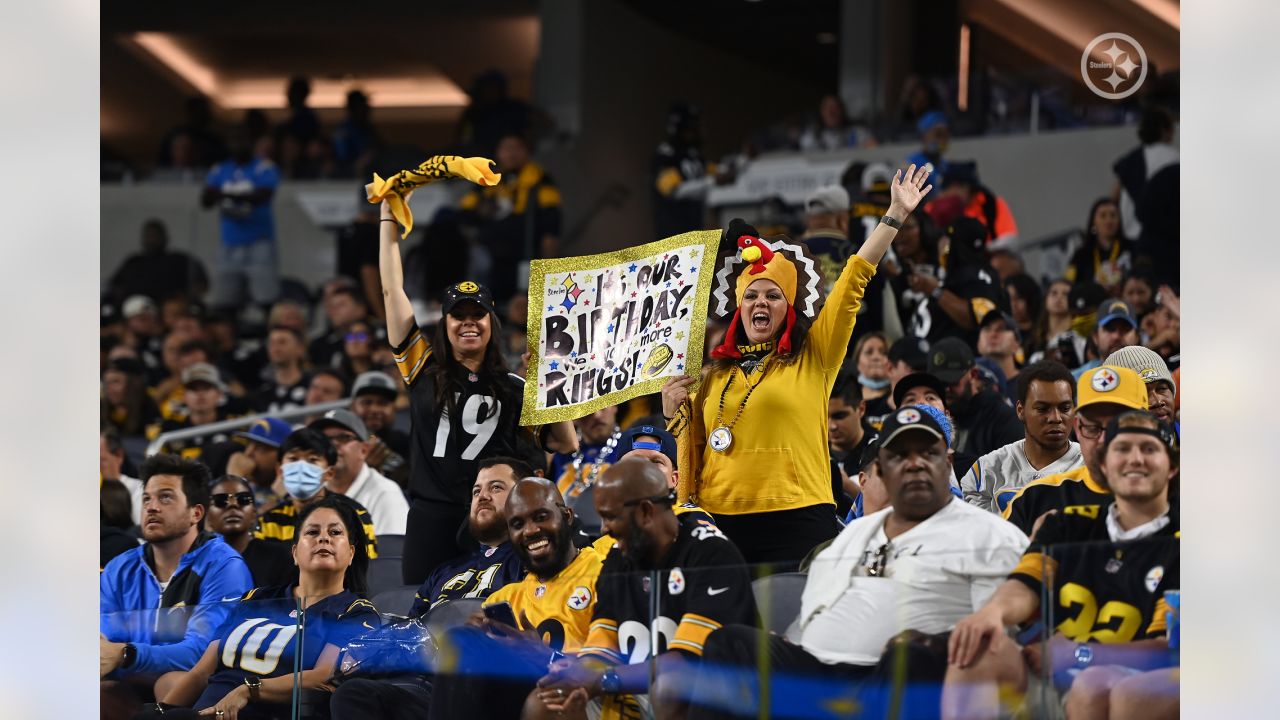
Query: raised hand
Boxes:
[{"xmin": 889, "ymin": 164, "xmax": 933, "ymax": 216}]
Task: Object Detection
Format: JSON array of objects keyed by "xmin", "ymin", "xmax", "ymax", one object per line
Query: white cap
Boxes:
[
  {"xmin": 804, "ymin": 186, "xmax": 850, "ymax": 216},
  {"xmin": 122, "ymin": 295, "xmax": 157, "ymax": 319}
]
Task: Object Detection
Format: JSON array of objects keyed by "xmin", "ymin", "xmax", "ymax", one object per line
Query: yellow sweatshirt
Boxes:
[{"xmin": 675, "ymin": 255, "xmax": 876, "ymax": 515}]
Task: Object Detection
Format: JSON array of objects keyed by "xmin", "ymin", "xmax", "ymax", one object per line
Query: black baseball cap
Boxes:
[
  {"xmin": 926, "ymin": 337, "xmax": 975, "ymax": 384},
  {"xmin": 945, "ymin": 217, "xmax": 988, "ymax": 255},
  {"xmin": 442, "ymin": 281, "xmax": 497, "ymax": 317},
  {"xmin": 888, "ymin": 336, "xmax": 930, "ymax": 371},
  {"xmin": 855, "ymin": 434, "xmax": 881, "ymax": 472},
  {"xmin": 892, "ymin": 372, "xmax": 950, "ymax": 409},
  {"xmin": 979, "ymin": 311, "xmax": 1023, "ymax": 345},
  {"xmin": 1096, "ymin": 298, "xmax": 1138, "ymax": 329},
  {"xmin": 614, "ymin": 424, "xmax": 678, "ymax": 468},
  {"xmin": 1069, "ymin": 282, "xmax": 1109, "ymax": 315},
  {"xmin": 877, "ymin": 406, "xmax": 949, "ymax": 450}
]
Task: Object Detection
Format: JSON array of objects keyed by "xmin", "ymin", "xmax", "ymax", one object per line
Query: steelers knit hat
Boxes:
[
  {"xmin": 1077, "ymin": 365, "xmax": 1148, "ymax": 412},
  {"xmin": 1104, "ymin": 345, "xmax": 1176, "ymax": 398}
]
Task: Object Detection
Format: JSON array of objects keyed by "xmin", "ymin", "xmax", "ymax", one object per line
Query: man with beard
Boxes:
[
  {"xmin": 1003, "ymin": 365, "xmax": 1149, "ymax": 536},
  {"xmin": 328, "ymin": 456, "xmax": 532, "ymax": 720},
  {"xmin": 929, "ymin": 337, "xmax": 1024, "ymax": 461},
  {"xmin": 425, "ymin": 478, "xmax": 607, "ymax": 719},
  {"xmin": 100, "ymin": 456, "xmax": 253, "ymax": 719},
  {"xmin": 684, "ymin": 406, "xmax": 1026, "ymax": 720},
  {"xmin": 946, "ymin": 410, "xmax": 1179, "ymax": 719},
  {"xmin": 957, "ymin": 361, "xmax": 1083, "ymax": 514},
  {"xmin": 1105, "ymin": 345, "xmax": 1179, "ymax": 431},
  {"xmin": 527, "ymin": 459, "xmax": 756, "ymax": 720},
  {"xmin": 205, "ymin": 474, "xmax": 294, "ymax": 587},
  {"xmin": 1072, "ymin": 298, "xmax": 1140, "ymax": 380}
]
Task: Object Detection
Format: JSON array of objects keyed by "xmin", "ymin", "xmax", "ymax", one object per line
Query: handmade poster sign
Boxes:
[{"xmin": 521, "ymin": 230, "xmax": 721, "ymax": 424}]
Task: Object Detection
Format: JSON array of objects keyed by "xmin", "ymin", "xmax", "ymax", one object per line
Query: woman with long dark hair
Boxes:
[
  {"xmin": 143, "ymin": 495, "xmax": 378, "ymax": 719},
  {"xmin": 1066, "ymin": 197, "xmax": 1131, "ymax": 293},
  {"xmin": 662, "ymin": 165, "xmax": 933, "ymax": 567},
  {"xmin": 378, "ymin": 194, "xmax": 578, "ymax": 585}
]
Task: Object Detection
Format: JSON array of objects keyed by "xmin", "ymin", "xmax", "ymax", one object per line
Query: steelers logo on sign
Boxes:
[
  {"xmin": 1091, "ymin": 368, "xmax": 1119, "ymax": 393},
  {"xmin": 896, "ymin": 408, "xmax": 922, "ymax": 424},
  {"xmin": 457, "ymin": 281, "xmax": 480, "ymax": 293},
  {"xmin": 1139, "ymin": 367, "xmax": 1159, "ymax": 382},
  {"xmin": 567, "ymin": 586, "xmax": 592, "ymax": 611},
  {"xmin": 1144, "ymin": 565, "xmax": 1164, "ymax": 593}
]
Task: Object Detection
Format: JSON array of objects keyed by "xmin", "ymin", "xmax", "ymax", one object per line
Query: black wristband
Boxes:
[
  {"xmin": 380, "ymin": 218, "xmax": 397, "ymax": 223},
  {"xmin": 879, "ymin": 215, "xmax": 903, "ymax": 229}
]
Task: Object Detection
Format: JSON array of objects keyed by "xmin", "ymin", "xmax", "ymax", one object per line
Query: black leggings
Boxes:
[
  {"xmin": 711, "ymin": 504, "xmax": 841, "ymax": 572},
  {"xmin": 402, "ymin": 499, "xmax": 470, "ymax": 585}
]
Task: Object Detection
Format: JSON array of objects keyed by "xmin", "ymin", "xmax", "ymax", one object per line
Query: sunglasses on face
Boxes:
[{"xmin": 211, "ymin": 492, "xmax": 255, "ymax": 509}]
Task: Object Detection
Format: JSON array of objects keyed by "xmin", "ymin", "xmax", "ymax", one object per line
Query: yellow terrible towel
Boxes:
[{"xmin": 366, "ymin": 155, "xmax": 501, "ymax": 238}]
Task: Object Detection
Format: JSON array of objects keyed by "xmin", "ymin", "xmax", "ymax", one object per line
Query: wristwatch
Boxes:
[
  {"xmin": 930, "ymin": 285, "xmax": 944, "ymax": 301},
  {"xmin": 120, "ymin": 643, "xmax": 137, "ymax": 670},
  {"xmin": 599, "ymin": 668, "xmax": 622, "ymax": 694},
  {"xmin": 243, "ymin": 676, "xmax": 262, "ymax": 702},
  {"xmin": 880, "ymin": 214, "xmax": 903, "ymax": 229},
  {"xmin": 1073, "ymin": 643, "xmax": 1094, "ymax": 669}
]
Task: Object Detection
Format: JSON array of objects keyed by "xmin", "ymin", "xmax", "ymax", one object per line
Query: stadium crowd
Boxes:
[{"xmin": 101, "ymin": 72, "xmax": 1180, "ymax": 719}]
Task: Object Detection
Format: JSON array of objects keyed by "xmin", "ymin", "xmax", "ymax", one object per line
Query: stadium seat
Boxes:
[
  {"xmin": 373, "ymin": 585, "xmax": 420, "ymax": 618},
  {"xmin": 571, "ymin": 486, "xmax": 603, "ymax": 536},
  {"xmin": 425, "ymin": 597, "xmax": 484, "ymax": 635},
  {"xmin": 378, "ymin": 534, "xmax": 405, "ymax": 558},
  {"xmin": 750, "ymin": 573, "xmax": 807, "ymax": 634},
  {"xmin": 367, "ymin": 556, "xmax": 405, "ymax": 598}
]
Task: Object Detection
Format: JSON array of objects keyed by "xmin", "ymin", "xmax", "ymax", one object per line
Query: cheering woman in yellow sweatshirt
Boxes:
[{"xmin": 662, "ymin": 164, "xmax": 933, "ymax": 567}]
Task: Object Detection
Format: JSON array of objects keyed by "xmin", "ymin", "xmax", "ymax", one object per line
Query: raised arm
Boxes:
[
  {"xmin": 855, "ymin": 164, "xmax": 932, "ymax": 266},
  {"xmin": 380, "ymin": 198, "xmax": 417, "ymax": 347}
]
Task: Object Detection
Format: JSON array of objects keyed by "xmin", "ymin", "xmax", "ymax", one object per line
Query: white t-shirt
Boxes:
[
  {"xmin": 957, "ymin": 439, "xmax": 1084, "ymax": 514},
  {"xmin": 340, "ymin": 464, "xmax": 409, "ymax": 536},
  {"xmin": 791, "ymin": 499, "xmax": 1028, "ymax": 666}
]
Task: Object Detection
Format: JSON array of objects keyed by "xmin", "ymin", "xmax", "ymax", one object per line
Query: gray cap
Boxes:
[
  {"xmin": 804, "ymin": 185, "xmax": 850, "ymax": 216},
  {"xmin": 352, "ymin": 371, "xmax": 399, "ymax": 400},
  {"xmin": 181, "ymin": 362, "xmax": 226, "ymax": 392},
  {"xmin": 308, "ymin": 408, "xmax": 369, "ymax": 442},
  {"xmin": 1104, "ymin": 345, "xmax": 1176, "ymax": 397}
]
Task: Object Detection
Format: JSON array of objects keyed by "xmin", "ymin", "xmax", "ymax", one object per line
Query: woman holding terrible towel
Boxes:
[
  {"xmin": 378, "ymin": 192, "xmax": 578, "ymax": 585},
  {"xmin": 663, "ymin": 165, "xmax": 932, "ymax": 568}
]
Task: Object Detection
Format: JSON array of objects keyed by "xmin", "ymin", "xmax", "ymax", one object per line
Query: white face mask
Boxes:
[{"xmin": 282, "ymin": 461, "xmax": 325, "ymax": 500}]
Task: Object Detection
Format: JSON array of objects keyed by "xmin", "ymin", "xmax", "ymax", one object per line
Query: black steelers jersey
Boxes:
[
  {"xmin": 1011, "ymin": 505, "xmax": 1178, "ymax": 643},
  {"xmin": 908, "ymin": 262, "xmax": 1002, "ymax": 344},
  {"xmin": 410, "ymin": 542, "xmax": 525, "ymax": 616},
  {"xmin": 255, "ymin": 494, "xmax": 381, "ymax": 559},
  {"xmin": 581, "ymin": 514, "xmax": 756, "ymax": 666},
  {"xmin": 1002, "ymin": 467, "xmax": 1112, "ymax": 536},
  {"xmin": 195, "ymin": 585, "xmax": 379, "ymax": 712},
  {"xmin": 393, "ymin": 320, "xmax": 543, "ymax": 505}
]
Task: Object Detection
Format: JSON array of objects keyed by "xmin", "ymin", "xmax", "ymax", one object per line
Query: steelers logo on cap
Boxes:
[
  {"xmin": 1091, "ymin": 368, "xmax": 1119, "ymax": 392},
  {"xmin": 896, "ymin": 408, "xmax": 922, "ymax": 424},
  {"xmin": 457, "ymin": 281, "xmax": 479, "ymax": 293},
  {"xmin": 932, "ymin": 352, "xmax": 946, "ymax": 366}
]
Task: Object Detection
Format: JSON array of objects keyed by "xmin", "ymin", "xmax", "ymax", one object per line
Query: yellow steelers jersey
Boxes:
[
  {"xmin": 484, "ymin": 544, "xmax": 605, "ymax": 653},
  {"xmin": 255, "ymin": 494, "xmax": 381, "ymax": 559}
]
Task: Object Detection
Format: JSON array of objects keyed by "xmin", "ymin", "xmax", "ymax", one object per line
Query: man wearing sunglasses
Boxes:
[
  {"xmin": 681, "ymin": 405, "xmax": 1026, "ymax": 720},
  {"xmin": 206, "ymin": 474, "xmax": 294, "ymax": 586},
  {"xmin": 309, "ymin": 408, "xmax": 409, "ymax": 536},
  {"xmin": 1002, "ymin": 365, "xmax": 1149, "ymax": 537}
]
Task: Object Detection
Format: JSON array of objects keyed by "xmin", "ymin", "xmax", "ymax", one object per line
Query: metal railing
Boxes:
[{"xmin": 145, "ymin": 398, "xmax": 355, "ymax": 457}]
